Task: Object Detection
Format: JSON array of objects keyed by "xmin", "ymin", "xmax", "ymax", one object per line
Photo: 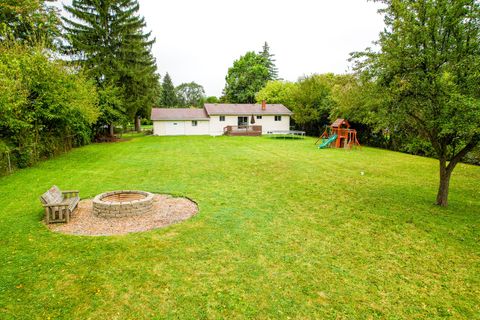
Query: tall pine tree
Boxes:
[
  {"xmin": 117, "ymin": 30, "xmax": 159, "ymax": 131},
  {"xmin": 63, "ymin": 0, "xmax": 158, "ymax": 134},
  {"xmin": 259, "ymin": 41, "xmax": 278, "ymax": 80},
  {"xmin": 161, "ymin": 73, "xmax": 177, "ymax": 107}
]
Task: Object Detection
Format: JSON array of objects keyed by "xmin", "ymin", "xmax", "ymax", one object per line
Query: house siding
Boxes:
[
  {"xmin": 151, "ymin": 105, "xmax": 292, "ymax": 136},
  {"xmin": 153, "ymin": 121, "xmax": 167, "ymax": 135},
  {"xmin": 208, "ymin": 115, "xmax": 239, "ymax": 136},
  {"xmin": 255, "ymin": 115, "xmax": 290, "ymax": 133},
  {"xmin": 185, "ymin": 120, "xmax": 210, "ymax": 135},
  {"xmin": 153, "ymin": 120, "xmax": 209, "ymax": 136},
  {"xmin": 208, "ymin": 115, "xmax": 290, "ymax": 136},
  {"xmin": 153, "ymin": 116, "xmax": 290, "ymax": 136}
]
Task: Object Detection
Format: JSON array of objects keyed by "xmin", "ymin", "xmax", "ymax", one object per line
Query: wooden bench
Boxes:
[{"xmin": 40, "ymin": 186, "xmax": 80, "ymax": 223}]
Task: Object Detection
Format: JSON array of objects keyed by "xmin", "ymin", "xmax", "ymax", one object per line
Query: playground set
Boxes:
[{"xmin": 316, "ymin": 118, "xmax": 361, "ymax": 149}]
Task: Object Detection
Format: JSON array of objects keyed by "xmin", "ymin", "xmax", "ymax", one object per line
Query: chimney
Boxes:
[{"xmin": 261, "ymin": 100, "xmax": 266, "ymax": 111}]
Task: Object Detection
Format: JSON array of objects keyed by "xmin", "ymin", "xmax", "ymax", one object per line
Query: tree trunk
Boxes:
[
  {"xmin": 109, "ymin": 124, "xmax": 114, "ymax": 137},
  {"xmin": 135, "ymin": 116, "xmax": 141, "ymax": 132},
  {"xmin": 434, "ymin": 137, "xmax": 479, "ymax": 206},
  {"xmin": 436, "ymin": 158, "xmax": 453, "ymax": 206}
]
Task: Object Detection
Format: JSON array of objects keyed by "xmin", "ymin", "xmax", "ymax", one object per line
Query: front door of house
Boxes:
[{"xmin": 238, "ymin": 116, "xmax": 248, "ymax": 127}]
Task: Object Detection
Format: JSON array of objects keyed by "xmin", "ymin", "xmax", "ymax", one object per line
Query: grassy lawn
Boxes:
[{"xmin": 0, "ymin": 135, "xmax": 479, "ymax": 319}]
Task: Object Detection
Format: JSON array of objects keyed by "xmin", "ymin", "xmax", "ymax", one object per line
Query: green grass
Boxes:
[{"xmin": 0, "ymin": 135, "xmax": 479, "ymax": 319}]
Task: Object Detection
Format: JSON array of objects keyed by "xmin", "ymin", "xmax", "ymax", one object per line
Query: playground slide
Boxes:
[{"xmin": 318, "ymin": 134, "xmax": 337, "ymax": 149}]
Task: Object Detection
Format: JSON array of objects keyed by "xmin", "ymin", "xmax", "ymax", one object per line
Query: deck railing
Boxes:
[{"xmin": 223, "ymin": 125, "xmax": 262, "ymax": 136}]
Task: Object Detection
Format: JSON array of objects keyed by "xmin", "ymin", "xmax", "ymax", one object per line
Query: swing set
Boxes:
[{"xmin": 315, "ymin": 119, "xmax": 361, "ymax": 149}]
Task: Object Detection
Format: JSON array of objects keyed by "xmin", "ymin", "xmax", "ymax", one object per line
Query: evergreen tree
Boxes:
[
  {"xmin": 62, "ymin": 0, "xmax": 158, "ymax": 133},
  {"xmin": 118, "ymin": 33, "xmax": 159, "ymax": 131},
  {"xmin": 161, "ymin": 73, "xmax": 177, "ymax": 107},
  {"xmin": 259, "ymin": 41, "xmax": 278, "ymax": 80}
]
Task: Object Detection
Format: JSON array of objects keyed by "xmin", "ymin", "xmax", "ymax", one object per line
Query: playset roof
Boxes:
[{"xmin": 331, "ymin": 118, "xmax": 350, "ymax": 128}]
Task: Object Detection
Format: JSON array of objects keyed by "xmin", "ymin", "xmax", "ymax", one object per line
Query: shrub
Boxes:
[{"xmin": 0, "ymin": 43, "xmax": 99, "ymax": 172}]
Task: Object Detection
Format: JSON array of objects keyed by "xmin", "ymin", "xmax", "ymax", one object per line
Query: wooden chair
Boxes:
[{"xmin": 40, "ymin": 185, "xmax": 80, "ymax": 223}]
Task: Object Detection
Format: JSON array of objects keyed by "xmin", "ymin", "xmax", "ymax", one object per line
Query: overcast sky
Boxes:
[{"xmin": 56, "ymin": 0, "xmax": 385, "ymax": 97}]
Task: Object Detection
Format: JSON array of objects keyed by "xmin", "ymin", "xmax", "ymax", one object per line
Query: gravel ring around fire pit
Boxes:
[{"xmin": 48, "ymin": 194, "xmax": 198, "ymax": 236}]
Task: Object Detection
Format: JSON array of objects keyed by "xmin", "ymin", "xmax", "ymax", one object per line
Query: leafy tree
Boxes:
[
  {"xmin": 328, "ymin": 74, "xmax": 399, "ymax": 148},
  {"xmin": 161, "ymin": 73, "xmax": 177, "ymax": 107},
  {"xmin": 256, "ymin": 75, "xmax": 350, "ymax": 135},
  {"xmin": 204, "ymin": 96, "xmax": 219, "ymax": 103},
  {"xmin": 353, "ymin": 0, "xmax": 480, "ymax": 206},
  {"xmin": 0, "ymin": 43, "xmax": 99, "ymax": 169},
  {"xmin": 328, "ymin": 74, "xmax": 383, "ymax": 126},
  {"xmin": 256, "ymin": 80, "xmax": 296, "ymax": 106},
  {"xmin": 0, "ymin": 0, "xmax": 60, "ymax": 48},
  {"xmin": 259, "ymin": 41, "xmax": 278, "ymax": 80},
  {"xmin": 63, "ymin": 0, "xmax": 158, "ymax": 133},
  {"xmin": 223, "ymin": 51, "xmax": 270, "ymax": 103},
  {"xmin": 176, "ymin": 82, "xmax": 205, "ymax": 107},
  {"xmin": 290, "ymin": 74, "xmax": 336, "ymax": 135}
]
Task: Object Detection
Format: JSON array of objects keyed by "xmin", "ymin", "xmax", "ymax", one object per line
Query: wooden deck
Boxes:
[{"xmin": 224, "ymin": 125, "xmax": 262, "ymax": 136}]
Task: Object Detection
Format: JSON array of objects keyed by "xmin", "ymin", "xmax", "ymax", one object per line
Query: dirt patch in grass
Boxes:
[{"xmin": 48, "ymin": 194, "xmax": 198, "ymax": 236}]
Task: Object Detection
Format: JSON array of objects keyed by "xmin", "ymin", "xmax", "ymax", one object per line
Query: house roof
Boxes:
[
  {"xmin": 204, "ymin": 103, "xmax": 293, "ymax": 115},
  {"xmin": 151, "ymin": 108, "xmax": 209, "ymax": 121}
]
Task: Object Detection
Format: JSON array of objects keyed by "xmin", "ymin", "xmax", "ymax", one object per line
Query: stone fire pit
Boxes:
[
  {"xmin": 48, "ymin": 194, "xmax": 198, "ymax": 236},
  {"xmin": 93, "ymin": 190, "xmax": 154, "ymax": 218}
]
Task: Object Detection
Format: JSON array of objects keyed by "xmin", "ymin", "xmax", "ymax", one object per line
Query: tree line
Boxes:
[
  {"xmin": 0, "ymin": 0, "xmax": 215, "ymax": 173},
  {"xmin": 0, "ymin": 0, "xmax": 160, "ymax": 171},
  {"xmin": 158, "ymin": 42, "xmax": 278, "ymax": 108},
  {"xmin": 157, "ymin": 41, "xmax": 279, "ymax": 108},
  {"xmin": 1, "ymin": 0, "xmax": 478, "ymax": 206},
  {"xmin": 158, "ymin": 73, "xmax": 217, "ymax": 108},
  {"xmin": 220, "ymin": 2, "xmax": 479, "ymax": 206}
]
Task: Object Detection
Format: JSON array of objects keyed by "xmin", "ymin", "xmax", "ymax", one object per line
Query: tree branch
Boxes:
[
  {"xmin": 406, "ymin": 110, "xmax": 442, "ymax": 152},
  {"xmin": 447, "ymin": 134, "xmax": 480, "ymax": 172}
]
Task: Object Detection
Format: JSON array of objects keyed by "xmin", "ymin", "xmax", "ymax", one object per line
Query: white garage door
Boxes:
[{"xmin": 165, "ymin": 121, "xmax": 185, "ymax": 135}]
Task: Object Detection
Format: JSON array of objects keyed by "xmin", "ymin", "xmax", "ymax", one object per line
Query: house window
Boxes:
[
  {"xmin": 219, "ymin": 116, "xmax": 225, "ymax": 121},
  {"xmin": 275, "ymin": 116, "xmax": 282, "ymax": 121},
  {"xmin": 237, "ymin": 116, "xmax": 248, "ymax": 126},
  {"xmin": 192, "ymin": 120, "xmax": 198, "ymax": 126},
  {"xmin": 256, "ymin": 115, "xmax": 262, "ymax": 119}
]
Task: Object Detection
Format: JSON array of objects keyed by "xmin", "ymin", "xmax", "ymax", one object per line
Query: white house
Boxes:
[{"xmin": 151, "ymin": 102, "xmax": 293, "ymax": 136}]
